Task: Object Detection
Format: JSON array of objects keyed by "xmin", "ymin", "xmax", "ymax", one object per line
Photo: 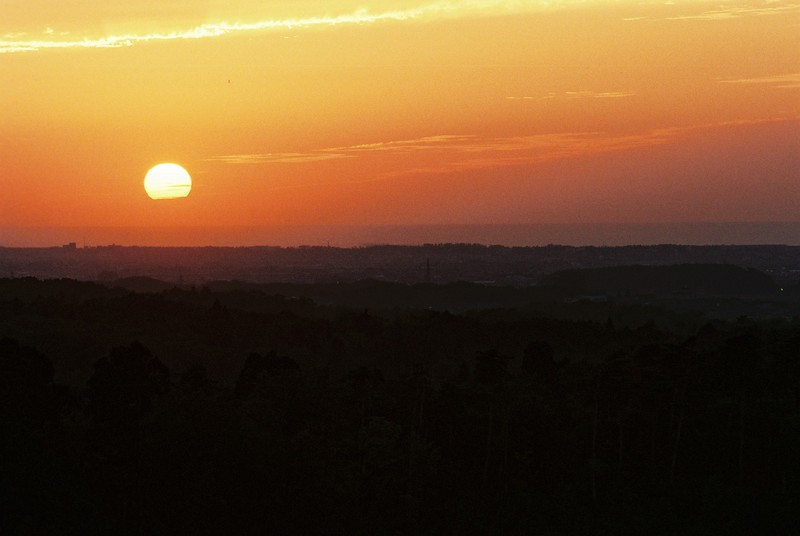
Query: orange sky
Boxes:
[{"xmin": 1, "ymin": 0, "xmax": 798, "ymax": 236}]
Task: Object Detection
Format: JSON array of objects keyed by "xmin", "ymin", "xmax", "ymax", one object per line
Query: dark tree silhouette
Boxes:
[
  {"xmin": 88, "ymin": 341, "xmax": 170, "ymax": 433},
  {"xmin": 2, "ymin": 274, "xmax": 800, "ymax": 534},
  {"xmin": 0, "ymin": 337, "xmax": 55, "ymax": 429},
  {"xmin": 235, "ymin": 350, "xmax": 303, "ymax": 403},
  {"xmin": 474, "ymin": 349, "xmax": 511, "ymax": 385},
  {"xmin": 522, "ymin": 340, "xmax": 557, "ymax": 381}
]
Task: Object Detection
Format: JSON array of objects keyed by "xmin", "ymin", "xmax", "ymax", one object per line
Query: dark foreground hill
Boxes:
[{"xmin": 1, "ymin": 275, "xmax": 800, "ymax": 534}]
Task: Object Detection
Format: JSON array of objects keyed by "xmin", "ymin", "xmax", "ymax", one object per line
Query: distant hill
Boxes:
[
  {"xmin": 4, "ymin": 243, "xmax": 800, "ymax": 285},
  {"xmin": 541, "ymin": 263, "xmax": 777, "ymax": 296}
]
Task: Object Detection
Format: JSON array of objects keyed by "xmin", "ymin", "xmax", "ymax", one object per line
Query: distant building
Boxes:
[{"xmin": 62, "ymin": 242, "xmax": 77, "ymax": 250}]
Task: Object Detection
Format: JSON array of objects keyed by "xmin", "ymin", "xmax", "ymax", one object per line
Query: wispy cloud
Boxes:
[
  {"xmin": 718, "ymin": 73, "xmax": 800, "ymax": 89},
  {"xmin": 207, "ymin": 135, "xmax": 478, "ymax": 165},
  {"xmin": 374, "ymin": 130, "xmax": 677, "ymax": 177},
  {"xmin": 5, "ymin": 1, "xmax": 796, "ymax": 52},
  {"xmin": 210, "ymin": 116, "xmax": 796, "ymax": 175},
  {"xmin": 208, "ymin": 129, "xmax": 673, "ymax": 174},
  {"xmin": 0, "ymin": 0, "xmax": 585, "ymax": 54},
  {"xmin": 328, "ymin": 135, "xmax": 475, "ymax": 153},
  {"xmin": 204, "ymin": 116, "xmax": 797, "ymax": 192},
  {"xmin": 207, "ymin": 153, "xmax": 350, "ymax": 165},
  {"xmin": 668, "ymin": 2, "xmax": 800, "ymax": 20},
  {"xmin": 516, "ymin": 91, "xmax": 635, "ymax": 100},
  {"xmin": 628, "ymin": 2, "xmax": 800, "ymax": 21}
]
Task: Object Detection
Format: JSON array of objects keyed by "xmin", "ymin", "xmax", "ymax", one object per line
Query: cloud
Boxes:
[
  {"xmin": 203, "ymin": 116, "xmax": 798, "ymax": 194},
  {"xmin": 668, "ymin": 3, "xmax": 800, "ymax": 20},
  {"xmin": 327, "ymin": 135, "xmax": 475, "ymax": 153},
  {"xmin": 206, "ymin": 135, "xmax": 475, "ymax": 165},
  {"xmin": 208, "ymin": 129, "xmax": 673, "ymax": 173},
  {"xmin": 524, "ymin": 91, "xmax": 635, "ymax": 100},
  {"xmin": 205, "ymin": 152, "xmax": 349, "ymax": 165},
  {"xmin": 0, "ymin": 0, "xmax": 589, "ymax": 54},
  {"xmin": 628, "ymin": 1, "xmax": 800, "ymax": 21},
  {"xmin": 718, "ymin": 73, "xmax": 800, "ymax": 89},
  {"xmin": 209, "ymin": 116, "xmax": 797, "ymax": 178},
  {"xmin": 373, "ymin": 130, "xmax": 678, "ymax": 177},
  {"xmin": 5, "ymin": 1, "xmax": 796, "ymax": 53}
]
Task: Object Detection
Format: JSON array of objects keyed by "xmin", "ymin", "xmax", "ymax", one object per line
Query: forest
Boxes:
[{"xmin": 1, "ymin": 269, "xmax": 799, "ymax": 534}]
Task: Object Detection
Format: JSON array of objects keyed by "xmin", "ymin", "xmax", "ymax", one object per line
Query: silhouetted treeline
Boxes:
[
  {"xmin": 542, "ymin": 264, "xmax": 777, "ymax": 296},
  {"xmin": 4, "ymin": 243, "xmax": 800, "ymax": 285},
  {"xmin": 1, "ymin": 276, "xmax": 800, "ymax": 534}
]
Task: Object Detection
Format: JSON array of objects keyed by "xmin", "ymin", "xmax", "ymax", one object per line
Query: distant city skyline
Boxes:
[{"xmin": 2, "ymin": 1, "xmax": 798, "ymax": 238}]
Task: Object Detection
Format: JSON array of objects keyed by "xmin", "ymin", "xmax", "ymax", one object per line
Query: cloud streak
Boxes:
[
  {"xmin": 207, "ymin": 136, "xmax": 476, "ymax": 165},
  {"xmin": 208, "ymin": 117, "xmax": 797, "ymax": 186},
  {"xmin": 208, "ymin": 129, "xmax": 673, "ymax": 173},
  {"xmin": 0, "ymin": 0, "xmax": 584, "ymax": 54},
  {"xmin": 627, "ymin": 2, "xmax": 800, "ymax": 22},
  {"xmin": 207, "ymin": 153, "xmax": 350, "ymax": 165},
  {"xmin": 4, "ymin": 2, "xmax": 796, "ymax": 53},
  {"xmin": 719, "ymin": 73, "xmax": 800, "ymax": 89},
  {"xmin": 666, "ymin": 2, "xmax": 800, "ymax": 20},
  {"xmin": 508, "ymin": 91, "xmax": 635, "ymax": 100}
]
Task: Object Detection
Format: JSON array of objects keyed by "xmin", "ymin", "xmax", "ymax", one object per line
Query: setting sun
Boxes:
[{"xmin": 144, "ymin": 163, "xmax": 192, "ymax": 200}]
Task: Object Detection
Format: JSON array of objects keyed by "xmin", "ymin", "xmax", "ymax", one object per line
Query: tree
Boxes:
[
  {"xmin": 235, "ymin": 350, "xmax": 302, "ymax": 403},
  {"xmin": 474, "ymin": 349, "xmax": 511, "ymax": 386},
  {"xmin": 0, "ymin": 337, "xmax": 55, "ymax": 429},
  {"xmin": 88, "ymin": 341, "xmax": 170, "ymax": 434},
  {"xmin": 522, "ymin": 340, "xmax": 557, "ymax": 382}
]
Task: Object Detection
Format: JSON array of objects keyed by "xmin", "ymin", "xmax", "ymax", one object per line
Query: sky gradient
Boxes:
[{"xmin": 1, "ymin": 0, "xmax": 798, "ymax": 238}]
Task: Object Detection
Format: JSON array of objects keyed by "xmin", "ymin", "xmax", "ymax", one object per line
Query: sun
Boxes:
[{"xmin": 144, "ymin": 163, "xmax": 192, "ymax": 200}]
